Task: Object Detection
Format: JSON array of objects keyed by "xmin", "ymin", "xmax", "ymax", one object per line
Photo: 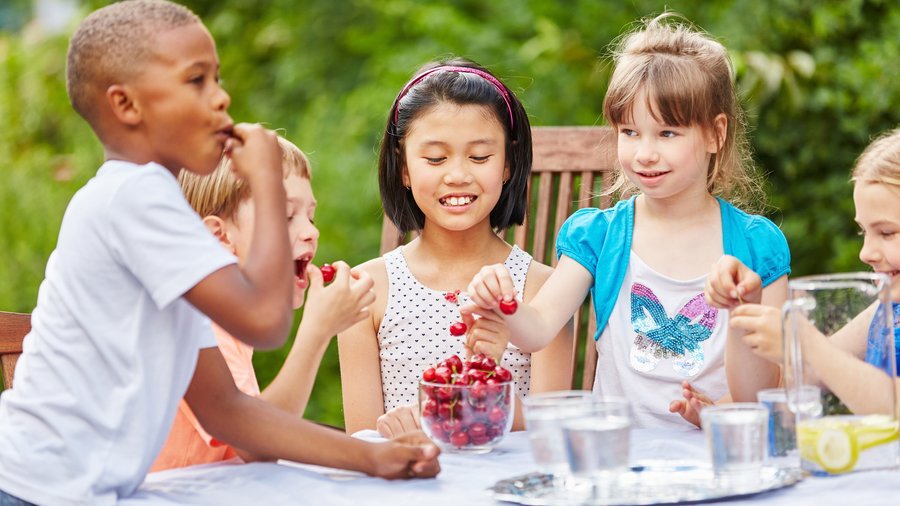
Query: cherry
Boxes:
[
  {"xmin": 422, "ymin": 366, "xmax": 436, "ymax": 382},
  {"xmin": 468, "ymin": 422, "xmax": 487, "ymax": 439},
  {"xmin": 499, "ymin": 298, "xmax": 518, "ymax": 315},
  {"xmin": 320, "ymin": 263, "xmax": 336, "ymax": 283},
  {"xmin": 480, "ymin": 356, "xmax": 497, "ymax": 371},
  {"xmin": 493, "ymin": 365, "xmax": 512, "ymax": 383},
  {"xmin": 450, "ymin": 430, "xmax": 470, "ymax": 447},
  {"xmin": 445, "ymin": 355, "xmax": 464, "ymax": 374},
  {"xmin": 488, "ymin": 405, "xmax": 506, "ymax": 424},
  {"xmin": 448, "ymin": 321, "xmax": 467, "ymax": 337}
]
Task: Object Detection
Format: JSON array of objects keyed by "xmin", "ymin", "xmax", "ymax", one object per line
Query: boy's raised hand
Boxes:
[
  {"xmin": 467, "ymin": 263, "xmax": 516, "ymax": 312},
  {"xmin": 705, "ymin": 255, "xmax": 763, "ymax": 309},
  {"xmin": 302, "ymin": 262, "xmax": 375, "ymax": 340},
  {"xmin": 224, "ymin": 123, "xmax": 282, "ymax": 183},
  {"xmin": 366, "ymin": 431, "xmax": 441, "ymax": 479}
]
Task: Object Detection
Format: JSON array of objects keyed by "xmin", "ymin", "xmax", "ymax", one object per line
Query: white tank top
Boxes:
[{"xmin": 378, "ymin": 245, "xmax": 533, "ymax": 412}]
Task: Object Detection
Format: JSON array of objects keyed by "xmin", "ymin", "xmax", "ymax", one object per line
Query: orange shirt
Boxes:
[{"xmin": 150, "ymin": 324, "xmax": 260, "ymax": 472}]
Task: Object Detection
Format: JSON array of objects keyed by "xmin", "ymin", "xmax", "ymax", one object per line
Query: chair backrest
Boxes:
[
  {"xmin": 0, "ymin": 311, "xmax": 30, "ymax": 390},
  {"xmin": 379, "ymin": 126, "xmax": 618, "ymax": 390}
]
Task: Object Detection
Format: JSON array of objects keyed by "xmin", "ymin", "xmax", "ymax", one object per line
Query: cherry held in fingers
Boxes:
[
  {"xmin": 449, "ymin": 322, "xmax": 467, "ymax": 337},
  {"xmin": 320, "ymin": 263, "xmax": 336, "ymax": 283},
  {"xmin": 499, "ymin": 299, "xmax": 518, "ymax": 315}
]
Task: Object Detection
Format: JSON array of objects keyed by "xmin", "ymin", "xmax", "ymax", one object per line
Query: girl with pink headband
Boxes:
[{"xmin": 338, "ymin": 57, "xmax": 574, "ymax": 437}]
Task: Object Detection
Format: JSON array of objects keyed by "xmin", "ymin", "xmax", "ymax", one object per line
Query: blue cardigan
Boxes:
[{"xmin": 556, "ymin": 196, "xmax": 791, "ymax": 340}]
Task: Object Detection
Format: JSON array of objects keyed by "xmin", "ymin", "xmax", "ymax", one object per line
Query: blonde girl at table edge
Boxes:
[
  {"xmin": 338, "ymin": 57, "xmax": 574, "ymax": 437},
  {"xmin": 706, "ymin": 128, "xmax": 900, "ymax": 416},
  {"xmin": 464, "ymin": 13, "xmax": 791, "ymax": 430}
]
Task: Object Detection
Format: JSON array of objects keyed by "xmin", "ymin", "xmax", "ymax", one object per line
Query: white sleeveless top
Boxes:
[{"xmin": 379, "ymin": 245, "xmax": 533, "ymax": 411}]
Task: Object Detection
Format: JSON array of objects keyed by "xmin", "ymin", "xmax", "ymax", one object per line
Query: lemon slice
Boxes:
[
  {"xmin": 815, "ymin": 427, "xmax": 859, "ymax": 474},
  {"xmin": 853, "ymin": 416, "xmax": 900, "ymax": 451}
]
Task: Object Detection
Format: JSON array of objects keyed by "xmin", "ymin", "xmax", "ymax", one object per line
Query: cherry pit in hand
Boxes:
[{"xmin": 419, "ymin": 354, "xmax": 514, "ymax": 454}]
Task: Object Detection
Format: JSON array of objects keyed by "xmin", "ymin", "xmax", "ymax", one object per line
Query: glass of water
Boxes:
[
  {"xmin": 522, "ymin": 391, "xmax": 595, "ymax": 499},
  {"xmin": 561, "ymin": 397, "xmax": 632, "ymax": 503},
  {"xmin": 700, "ymin": 403, "xmax": 768, "ymax": 491}
]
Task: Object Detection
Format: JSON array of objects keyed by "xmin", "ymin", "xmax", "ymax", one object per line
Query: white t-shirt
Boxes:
[
  {"xmin": 594, "ymin": 252, "xmax": 728, "ymax": 429},
  {"xmin": 0, "ymin": 161, "xmax": 236, "ymax": 506}
]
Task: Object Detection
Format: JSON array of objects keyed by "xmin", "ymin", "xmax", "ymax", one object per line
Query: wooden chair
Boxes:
[
  {"xmin": 0, "ymin": 311, "xmax": 30, "ymax": 390},
  {"xmin": 379, "ymin": 126, "xmax": 617, "ymax": 390}
]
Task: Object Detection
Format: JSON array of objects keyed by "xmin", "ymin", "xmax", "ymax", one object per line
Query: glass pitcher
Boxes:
[{"xmin": 782, "ymin": 272, "xmax": 899, "ymax": 475}]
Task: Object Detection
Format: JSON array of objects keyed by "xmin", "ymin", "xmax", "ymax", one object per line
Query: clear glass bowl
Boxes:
[{"xmin": 419, "ymin": 378, "xmax": 514, "ymax": 454}]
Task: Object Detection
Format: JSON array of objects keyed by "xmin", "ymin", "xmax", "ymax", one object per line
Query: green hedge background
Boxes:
[{"xmin": 2, "ymin": 0, "xmax": 899, "ymax": 427}]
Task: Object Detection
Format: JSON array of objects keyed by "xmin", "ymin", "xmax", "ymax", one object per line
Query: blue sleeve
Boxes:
[
  {"xmin": 742, "ymin": 215, "xmax": 791, "ymax": 287},
  {"xmin": 555, "ymin": 207, "xmax": 606, "ymax": 278}
]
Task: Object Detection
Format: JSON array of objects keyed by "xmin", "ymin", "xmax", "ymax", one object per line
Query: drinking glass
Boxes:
[
  {"xmin": 561, "ymin": 397, "xmax": 631, "ymax": 503},
  {"xmin": 757, "ymin": 387, "xmax": 818, "ymax": 469},
  {"xmin": 700, "ymin": 403, "xmax": 768, "ymax": 491},
  {"xmin": 783, "ymin": 272, "xmax": 899, "ymax": 475},
  {"xmin": 522, "ymin": 391, "xmax": 594, "ymax": 501}
]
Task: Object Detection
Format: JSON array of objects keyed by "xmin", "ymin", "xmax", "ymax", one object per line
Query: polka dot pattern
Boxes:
[{"xmin": 378, "ymin": 245, "xmax": 533, "ymax": 412}]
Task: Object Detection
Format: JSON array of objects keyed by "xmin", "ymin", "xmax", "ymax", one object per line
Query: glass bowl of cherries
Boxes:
[{"xmin": 419, "ymin": 354, "xmax": 514, "ymax": 454}]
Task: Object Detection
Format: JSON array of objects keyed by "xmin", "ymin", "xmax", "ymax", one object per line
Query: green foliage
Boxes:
[{"xmin": 3, "ymin": 0, "xmax": 899, "ymax": 427}]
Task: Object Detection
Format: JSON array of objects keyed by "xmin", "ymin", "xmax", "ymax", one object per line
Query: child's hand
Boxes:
[
  {"xmin": 375, "ymin": 403, "xmax": 420, "ymax": 439},
  {"xmin": 366, "ymin": 430, "xmax": 441, "ymax": 479},
  {"xmin": 224, "ymin": 123, "xmax": 282, "ymax": 183},
  {"xmin": 729, "ymin": 303, "xmax": 784, "ymax": 363},
  {"xmin": 301, "ymin": 262, "xmax": 375, "ymax": 341},
  {"xmin": 705, "ymin": 255, "xmax": 762, "ymax": 309},
  {"xmin": 459, "ymin": 305, "xmax": 509, "ymax": 362},
  {"xmin": 467, "ymin": 264, "xmax": 517, "ymax": 312},
  {"xmin": 668, "ymin": 380, "xmax": 714, "ymax": 428}
]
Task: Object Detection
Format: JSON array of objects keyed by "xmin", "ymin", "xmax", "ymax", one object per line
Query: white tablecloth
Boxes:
[{"xmin": 120, "ymin": 429, "xmax": 900, "ymax": 505}]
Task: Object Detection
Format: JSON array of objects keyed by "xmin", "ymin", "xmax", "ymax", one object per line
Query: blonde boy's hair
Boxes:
[
  {"xmin": 852, "ymin": 128, "xmax": 900, "ymax": 188},
  {"xmin": 66, "ymin": 0, "xmax": 199, "ymax": 127},
  {"xmin": 179, "ymin": 136, "xmax": 311, "ymax": 219},
  {"xmin": 603, "ymin": 13, "xmax": 764, "ymax": 212}
]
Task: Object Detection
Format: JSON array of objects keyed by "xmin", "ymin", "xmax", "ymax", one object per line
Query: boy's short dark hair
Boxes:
[
  {"xmin": 66, "ymin": 0, "xmax": 199, "ymax": 128},
  {"xmin": 378, "ymin": 57, "xmax": 532, "ymax": 234}
]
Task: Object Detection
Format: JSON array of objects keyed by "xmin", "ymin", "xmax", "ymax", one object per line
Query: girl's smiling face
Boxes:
[
  {"xmin": 401, "ymin": 102, "xmax": 508, "ymax": 233},
  {"xmin": 855, "ymin": 181, "xmax": 900, "ymax": 298},
  {"xmin": 616, "ymin": 88, "xmax": 724, "ymax": 203}
]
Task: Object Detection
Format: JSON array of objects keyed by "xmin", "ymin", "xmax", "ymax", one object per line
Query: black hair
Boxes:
[{"xmin": 378, "ymin": 57, "xmax": 532, "ymax": 234}]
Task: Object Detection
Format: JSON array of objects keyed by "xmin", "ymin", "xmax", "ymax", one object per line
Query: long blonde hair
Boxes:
[
  {"xmin": 852, "ymin": 128, "xmax": 900, "ymax": 188},
  {"xmin": 179, "ymin": 136, "xmax": 311, "ymax": 219},
  {"xmin": 603, "ymin": 13, "xmax": 764, "ymax": 212}
]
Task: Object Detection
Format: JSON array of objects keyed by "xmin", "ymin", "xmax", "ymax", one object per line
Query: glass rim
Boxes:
[
  {"xmin": 419, "ymin": 378, "xmax": 513, "ymax": 387},
  {"xmin": 789, "ymin": 271, "xmax": 890, "ymax": 291},
  {"xmin": 701, "ymin": 402, "xmax": 768, "ymax": 414}
]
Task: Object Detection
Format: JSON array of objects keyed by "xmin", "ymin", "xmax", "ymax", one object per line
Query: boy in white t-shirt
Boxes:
[{"xmin": 0, "ymin": 2, "xmax": 439, "ymax": 505}]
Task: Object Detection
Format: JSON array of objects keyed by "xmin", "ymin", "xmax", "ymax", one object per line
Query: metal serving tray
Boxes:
[{"xmin": 488, "ymin": 460, "xmax": 801, "ymax": 505}]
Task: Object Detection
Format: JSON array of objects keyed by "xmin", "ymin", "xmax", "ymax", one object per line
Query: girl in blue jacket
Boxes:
[{"xmin": 465, "ymin": 13, "xmax": 790, "ymax": 429}]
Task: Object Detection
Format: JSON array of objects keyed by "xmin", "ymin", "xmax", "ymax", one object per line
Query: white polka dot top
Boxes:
[{"xmin": 378, "ymin": 245, "xmax": 533, "ymax": 412}]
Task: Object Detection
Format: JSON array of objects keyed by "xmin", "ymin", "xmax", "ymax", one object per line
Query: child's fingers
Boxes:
[
  {"xmin": 305, "ymin": 263, "xmax": 323, "ymax": 286},
  {"xmin": 668, "ymin": 399, "xmax": 686, "ymax": 415}
]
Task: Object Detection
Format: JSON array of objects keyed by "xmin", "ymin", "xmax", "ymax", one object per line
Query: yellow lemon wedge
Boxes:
[
  {"xmin": 854, "ymin": 416, "xmax": 900, "ymax": 451},
  {"xmin": 815, "ymin": 427, "xmax": 859, "ymax": 474}
]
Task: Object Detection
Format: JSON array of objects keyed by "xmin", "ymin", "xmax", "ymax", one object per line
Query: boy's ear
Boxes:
[
  {"xmin": 707, "ymin": 113, "xmax": 728, "ymax": 153},
  {"xmin": 106, "ymin": 84, "xmax": 142, "ymax": 126},
  {"xmin": 202, "ymin": 216, "xmax": 234, "ymax": 252}
]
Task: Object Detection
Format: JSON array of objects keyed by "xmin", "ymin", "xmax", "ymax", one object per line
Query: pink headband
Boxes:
[{"xmin": 393, "ymin": 66, "xmax": 514, "ymax": 128}]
